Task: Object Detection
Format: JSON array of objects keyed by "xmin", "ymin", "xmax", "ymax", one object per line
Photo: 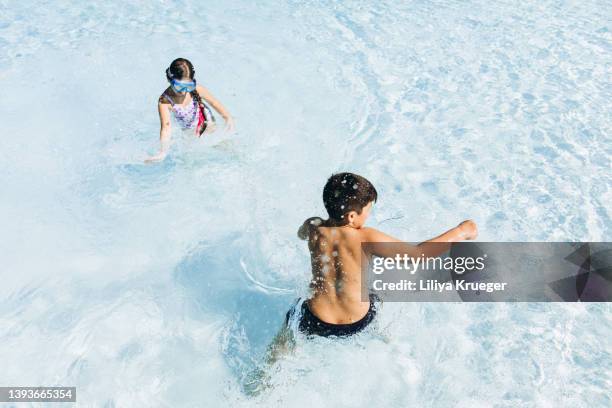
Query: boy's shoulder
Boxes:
[
  {"xmin": 298, "ymin": 217, "xmax": 324, "ymax": 240},
  {"xmin": 358, "ymin": 227, "xmax": 376, "ymax": 232},
  {"xmin": 297, "ymin": 219, "xmax": 384, "ymax": 244},
  {"xmin": 354, "ymin": 227, "xmax": 395, "ymax": 245}
]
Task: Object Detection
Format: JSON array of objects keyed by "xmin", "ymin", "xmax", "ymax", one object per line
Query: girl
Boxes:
[{"xmin": 145, "ymin": 58, "xmax": 235, "ymax": 163}]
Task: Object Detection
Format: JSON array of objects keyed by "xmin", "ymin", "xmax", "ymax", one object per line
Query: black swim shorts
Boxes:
[{"xmin": 285, "ymin": 294, "xmax": 379, "ymax": 337}]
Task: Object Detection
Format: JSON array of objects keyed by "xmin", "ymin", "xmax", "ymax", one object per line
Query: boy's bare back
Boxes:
[{"xmin": 301, "ymin": 219, "xmax": 374, "ymax": 324}]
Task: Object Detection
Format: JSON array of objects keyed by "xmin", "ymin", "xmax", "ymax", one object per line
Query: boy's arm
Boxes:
[{"xmin": 363, "ymin": 220, "xmax": 478, "ymax": 258}]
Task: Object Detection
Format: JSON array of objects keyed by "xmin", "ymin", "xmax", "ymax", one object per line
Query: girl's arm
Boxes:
[
  {"xmin": 145, "ymin": 100, "xmax": 172, "ymax": 163},
  {"xmin": 196, "ymin": 85, "xmax": 235, "ymax": 132}
]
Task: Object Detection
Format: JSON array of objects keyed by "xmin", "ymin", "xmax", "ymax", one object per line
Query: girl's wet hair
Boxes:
[
  {"xmin": 323, "ymin": 172, "xmax": 378, "ymax": 223},
  {"xmin": 166, "ymin": 58, "xmax": 196, "ymax": 81},
  {"xmin": 165, "ymin": 58, "xmax": 205, "ymax": 117}
]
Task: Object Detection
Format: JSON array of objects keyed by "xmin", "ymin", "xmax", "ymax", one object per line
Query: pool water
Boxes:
[{"xmin": 0, "ymin": 0, "xmax": 610, "ymax": 406}]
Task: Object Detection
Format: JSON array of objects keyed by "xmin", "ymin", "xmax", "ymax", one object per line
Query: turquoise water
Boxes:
[{"xmin": 0, "ymin": 0, "xmax": 610, "ymax": 406}]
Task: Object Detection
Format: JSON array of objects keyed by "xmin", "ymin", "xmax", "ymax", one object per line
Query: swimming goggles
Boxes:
[{"xmin": 171, "ymin": 79, "xmax": 196, "ymax": 93}]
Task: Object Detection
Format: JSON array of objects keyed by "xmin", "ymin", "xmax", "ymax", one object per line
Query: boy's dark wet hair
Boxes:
[{"xmin": 323, "ymin": 172, "xmax": 378, "ymax": 223}]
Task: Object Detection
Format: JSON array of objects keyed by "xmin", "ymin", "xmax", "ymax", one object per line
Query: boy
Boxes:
[{"xmin": 267, "ymin": 172, "xmax": 477, "ymax": 359}]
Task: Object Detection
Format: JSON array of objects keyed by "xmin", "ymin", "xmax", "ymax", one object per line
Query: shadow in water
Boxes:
[{"xmin": 173, "ymin": 233, "xmax": 297, "ymax": 386}]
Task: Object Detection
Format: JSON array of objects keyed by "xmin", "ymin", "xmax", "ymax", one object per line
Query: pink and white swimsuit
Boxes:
[{"xmin": 163, "ymin": 92, "xmax": 200, "ymax": 130}]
